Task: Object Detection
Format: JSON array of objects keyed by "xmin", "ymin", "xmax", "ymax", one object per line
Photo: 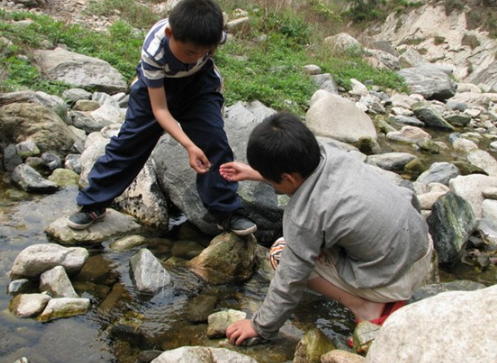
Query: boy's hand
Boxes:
[
  {"xmin": 226, "ymin": 319, "xmax": 259, "ymax": 345},
  {"xmin": 187, "ymin": 145, "xmax": 211, "ymax": 174},
  {"xmin": 219, "ymin": 162, "xmax": 263, "ymax": 182}
]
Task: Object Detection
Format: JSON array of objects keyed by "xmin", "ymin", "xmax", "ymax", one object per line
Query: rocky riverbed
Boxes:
[{"xmin": 2, "ymin": 1, "xmax": 497, "ymax": 362}]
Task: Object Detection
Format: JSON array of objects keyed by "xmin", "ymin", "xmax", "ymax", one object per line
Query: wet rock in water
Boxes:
[
  {"xmin": 109, "ymin": 234, "xmax": 148, "ymax": 251},
  {"xmin": 9, "ymin": 244, "xmax": 89, "ymax": 280},
  {"xmin": 109, "ymin": 317, "xmax": 147, "ymax": 347},
  {"xmin": 207, "ymin": 309, "xmax": 247, "ymax": 338},
  {"xmin": 151, "ymin": 346, "xmax": 258, "ymax": 363},
  {"xmin": 9, "ymin": 293, "xmax": 51, "ymax": 318},
  {"xmin": 390, "ymin": 115, "xmax": 424, "ymax": 127},
  {"xmin": 39, "ymin": 265, "xmax": 79, "ymax": 298},
  {"xmin": 187, "ymin": 293, "xmax": 219, "ymax": 323},
  {"xmin": 171, "ymin": 240, "xmax": 205, "ymax": 260},
  {"xmin": 188, "ymin": 233, "xmax": 258, "ymax": 285},
  {"xmin": 386, "ymin": 125, "xmax": 431, "ymax": 145},
  {"xmin": 294, "ymin": 328, "xmax": 336, "ymax": 363},
  {"xmin": 366, "ymin": 152, "xmax": 417, "ymax": 172},
  {"xmin": 37, "ymin": 318, "xmax": 114, "ymax": 362},
  {"xmin": 37, "ymin": 297, "xmax": 90, "ymax": 321},
  {"xmin": 427, "ymin": 192, "xmax": 477, "ymax": 264},
  {"xmin": 444, "ymin": 112, "xmax": 471, "ymax": 127},
  {"xmin": 11, "ymin": 164, "xmax": 59, "ymax": 193},
  {"xmin": 45, "ymin": 208, "xmax": 141, "ymax": 246},
  {"xmin": 350, "ymin": 321, "xmax": 380, "ymax": 355},
  {"xmin": 98, "ymin": 282, "xmax": 133, "ymax": 313},
  {"xmin": 253, "ymin": 244, "xmax": 275, "ymax": 282},
  {"xmin": 416, "ymin": 162, "xmax": 461, "ymax": 186},
  {"xmin": 129, "ymin": 248, "xmax": 173, "ymax": 295},
  {"xmin": 411, "ymin": 102, "xmax": 455, "ymax": 130}
]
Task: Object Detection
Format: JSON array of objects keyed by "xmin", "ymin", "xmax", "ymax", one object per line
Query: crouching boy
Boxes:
[{"xmin": 220, "ymin": 112, "xmax": 432, "ymax": 345}]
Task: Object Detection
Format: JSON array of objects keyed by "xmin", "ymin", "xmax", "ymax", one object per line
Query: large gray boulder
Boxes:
[
  {"xmin": 33, "ymin": 47, "xmax": 127, "ymax": 93},
  {"xmin": 305, "ymin": 90, "xmax": 377, "ymax": 144},
  {"xmin": 426, "ymin": 192, "xmax": 476, "ymax": 264},
  {"xmin": 152, "ymin": 101, "xmax": 284, "ymax": 244},
  {"xmin": 9, "ymin": 244, "xmax": 89, "ymax": 280},
  {"xmin": 397, "ymin": 67, "xmax": 457, "ymax": 101},
  {"xmin": 365, "ymin": 285, "xmax": 497, "ymax": 363},
  {"xmin": 0, "ymin": 102, "xmax": 78, "ymax": 154}
]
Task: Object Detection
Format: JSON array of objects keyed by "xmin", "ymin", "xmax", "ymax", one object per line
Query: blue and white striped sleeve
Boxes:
[{"xmin": 141, "ymin": 19, "xmax": 168, "ymax": 88}]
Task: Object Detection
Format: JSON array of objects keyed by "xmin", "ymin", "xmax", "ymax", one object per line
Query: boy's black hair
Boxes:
[
  {"xmin": 169, "ymin": 0, "xmax": 224, "ymax": 47},
  {"xmin": 247, "ymin": 112, "xmax": 321, "ymax": 183}
]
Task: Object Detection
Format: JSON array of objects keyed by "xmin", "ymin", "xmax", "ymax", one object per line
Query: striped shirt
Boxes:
[{"xmin": 139, "ymin": 19, "xmax": 225, "ymax": 87}]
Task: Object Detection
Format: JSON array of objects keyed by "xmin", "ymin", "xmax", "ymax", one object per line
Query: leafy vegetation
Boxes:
[{"xmin": 0, "ymin": 1, "xmax": 409, "ymax": 115}]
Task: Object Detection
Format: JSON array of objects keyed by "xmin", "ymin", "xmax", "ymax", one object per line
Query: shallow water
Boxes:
[
  {"xmin": 0, "ymin": 180, "xmax": 354, "ymax": 363},
  {"xmin": 2, "ymin": 123, "xmax": 497, "ymax": 362}
]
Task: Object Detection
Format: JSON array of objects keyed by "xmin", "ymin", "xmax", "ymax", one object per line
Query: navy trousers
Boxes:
[{"xmin": 77, "ymin": 61, "xmax": 242, "ymax": 221}]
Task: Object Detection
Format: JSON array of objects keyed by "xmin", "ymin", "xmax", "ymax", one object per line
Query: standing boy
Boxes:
[
  {"xmin": 221, "ymin": 112, "xmax": 432, "ymax": 344},
  {"xmin": 67, "ymin": 0, "xmax": 256, "ymax": 236}
]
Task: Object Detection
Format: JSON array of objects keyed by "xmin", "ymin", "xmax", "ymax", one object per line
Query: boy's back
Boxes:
[{"xmin": 284, "ymin": 142, "xmax": 428, "ymax": 289}]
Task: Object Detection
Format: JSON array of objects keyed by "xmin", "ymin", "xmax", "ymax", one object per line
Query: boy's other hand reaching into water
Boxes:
[{"xmin": 226, "ymin": 319, "xmax": 259, "ymax": 345}]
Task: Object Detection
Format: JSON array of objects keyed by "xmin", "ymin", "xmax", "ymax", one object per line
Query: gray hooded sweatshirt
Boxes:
[{"xmin": 251, "ymin": 142, "xmax": 429, "ymax": 339}]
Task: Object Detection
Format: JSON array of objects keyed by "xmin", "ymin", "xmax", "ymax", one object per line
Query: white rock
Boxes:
[{"xmin": 366, "ymin": 285, "xmax": 497, "ymax": 363}]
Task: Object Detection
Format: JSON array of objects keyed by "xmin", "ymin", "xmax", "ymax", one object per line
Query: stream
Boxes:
[{"xmin": 1, "ymin": 126, "xmax": 497, "ymax": 363}]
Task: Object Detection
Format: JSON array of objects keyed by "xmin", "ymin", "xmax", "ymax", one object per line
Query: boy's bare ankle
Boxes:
[{"xmin": 354, "ymin": 301, "xmax": 385, "ymax": 322}]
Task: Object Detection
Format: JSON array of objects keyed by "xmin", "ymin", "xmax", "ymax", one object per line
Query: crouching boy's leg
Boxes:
[{"xmin": 268, "ymin": 237, "xmax": 433, "ymax": 324}]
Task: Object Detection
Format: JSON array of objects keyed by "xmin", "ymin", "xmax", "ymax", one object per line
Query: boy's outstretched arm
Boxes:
[
  {"xmin": 219, "ymin": 162, "xmax": 264, "ymax": 182},
  {"xmin": 148, "ymin": 86, "xmax": 211, "ymax": 173},
  {"xmin": 226, "ymin": 318, "xmax": 259, "ymax": 345}
]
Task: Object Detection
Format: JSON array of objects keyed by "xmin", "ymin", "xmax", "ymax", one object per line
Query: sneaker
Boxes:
[
  {"xmin": 67, "ymin": 207, "xmax": 106, "ymax": 230},
  {"xmin": 217, "ymin": 210, "xmax": 257, "ymax": 236}
]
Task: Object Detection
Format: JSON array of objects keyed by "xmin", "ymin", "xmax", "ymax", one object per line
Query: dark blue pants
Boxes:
[{"xmin": 77, "ymin": 61, "xmax": 242, "ymax": 221}]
